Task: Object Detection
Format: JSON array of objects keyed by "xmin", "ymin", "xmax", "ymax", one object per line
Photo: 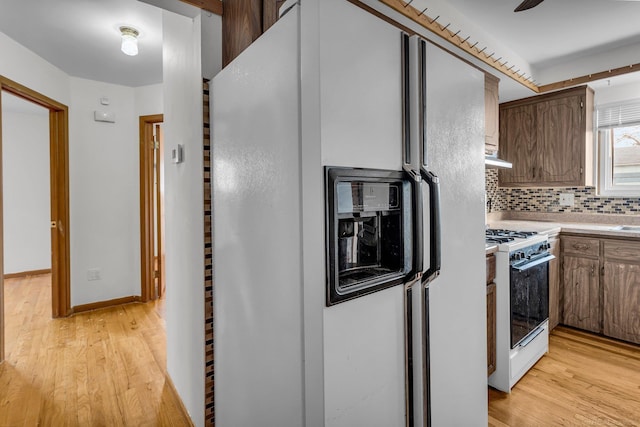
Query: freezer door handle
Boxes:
[
  {"xmin": 409, "ymin": 171, "xmax": 424, "ymax": 279},
  {"xmin": 401, "ymin": 32, "xmax": 412, "ymax": 168},
  {"xmin": 421, "ymin": 168, "xmax": 441, "ymax": 285}
]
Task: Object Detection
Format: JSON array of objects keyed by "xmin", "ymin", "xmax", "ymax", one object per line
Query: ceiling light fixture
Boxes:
[{"xmin": 120, "ymin": 26, "xmax": 139, "ymax": 56}]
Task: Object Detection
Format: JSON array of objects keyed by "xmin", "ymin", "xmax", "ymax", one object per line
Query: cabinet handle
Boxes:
[
  {"xmin": 573, "ymin": 243, "xmax": 590, "ymax": 251},
  {"xmin": 591, "ymin": 265, "xmax": 595, "ymax": 276}
]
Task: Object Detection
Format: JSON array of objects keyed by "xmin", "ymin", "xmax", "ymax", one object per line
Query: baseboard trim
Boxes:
[
  {"xmin": 4, "ymin": 269, "xmax": 52, "ymax": 280},
  {"xmin": 164, "ymin": 373, "xmax": 196, "ymax": 426},
  {"xmin": 72, "ymin": 295, "xmax": 141, "ymax": 314}
]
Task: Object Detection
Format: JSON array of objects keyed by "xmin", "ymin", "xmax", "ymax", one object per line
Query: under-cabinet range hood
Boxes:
[{"xmin": 485, "ymin": 153, "xmax": 512, "ymax": 169}]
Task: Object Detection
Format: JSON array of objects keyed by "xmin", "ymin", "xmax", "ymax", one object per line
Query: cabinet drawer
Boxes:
[
  {"xmin": 562, "ymin": 236, "xmax": 599, "ymax": 257},
  {"xmin": 486, "ymin": 254, "xmax": 496, "ymax": 284},
  {"xmin": 604, "ymin": 240, "xmax": 640, "ymax": 263}
]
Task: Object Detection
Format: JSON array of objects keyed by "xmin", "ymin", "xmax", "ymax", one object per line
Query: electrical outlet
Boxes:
[
  {"xmin": 559, "ymin": 193, "xmax": 574, "ymax": 206},
  {"xmin": 87, "ymin": 268, "xmax": 101, "ymax": 281}
]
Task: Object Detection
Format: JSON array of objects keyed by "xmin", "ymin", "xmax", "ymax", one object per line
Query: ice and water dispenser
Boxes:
[{"xmin": 325, "ymin": 167, "xmax": 415, "ymax": 305}]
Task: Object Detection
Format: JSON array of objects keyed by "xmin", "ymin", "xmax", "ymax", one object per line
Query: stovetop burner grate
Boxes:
[
  {"xmin": 486, "ymin": 229, "xmax": 538, "ymax": 239},
  {"xmin": 485, "ymin": 228, "xmax": 540, "ymax": 246},
  {"xmin": 486, "ymin": 236, "xmax": 514, "ymax": 244}
]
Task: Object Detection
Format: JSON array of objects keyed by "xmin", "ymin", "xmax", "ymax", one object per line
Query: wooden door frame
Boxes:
[
  {"xmin": 139, "ymin": 114, "xmax": 163, "ymax": 302},
  {"xmin": 0, "ymin": 75, "xmax": 71, "ymax": 361}
]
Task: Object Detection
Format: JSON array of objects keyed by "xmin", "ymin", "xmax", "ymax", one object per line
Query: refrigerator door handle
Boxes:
[
  {"xmin": 402, "ymin": 32, "xmax": 412, "ymax": 169},
  {"xmin": 410, "ymin": 171, "xmax": 424, "ymax": 280},
  {"xmin": 420, "ymin": 168, "xmax": 441, "ymax": 285}
]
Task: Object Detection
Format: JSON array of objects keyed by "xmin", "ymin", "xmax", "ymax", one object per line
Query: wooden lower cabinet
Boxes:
[
  {"xmin": 562, "ymin": 255, "xmax": 601, "ymax": 333},
  {"xmin": 487, "ymin": 282, "xmax": 496, "ymax": 376},
  {"xmin": 486, "ymin": 254, "xmax": 496, "ymax": 376},
  {"xmin": 548, "ymin": 237, "xmax": 561, "ymax": 330},
  {"xmin": 602, "ymin": 240, "xmax": 640, "ymax": 344},
  {"xmin": 561, "ymin": 235, "xmax": 640, "ymax": 343}
]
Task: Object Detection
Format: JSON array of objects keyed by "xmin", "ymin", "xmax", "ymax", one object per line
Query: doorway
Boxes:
[
  {"xmin": 0, "ymin": 75, "xmax": 71, "ymax": 362},
  {"xmin": 140, "ymin": 114, "xmax": 164, "ymax": 302}
]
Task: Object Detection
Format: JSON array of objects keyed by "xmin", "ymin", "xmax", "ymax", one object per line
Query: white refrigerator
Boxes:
[{"xmin": 212, "ymin": 1, "xmax": 488, "ymax": 426}]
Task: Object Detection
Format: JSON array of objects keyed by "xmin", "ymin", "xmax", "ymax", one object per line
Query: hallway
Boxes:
[{"xmin": 0, "ymin": 274, "xmax": 190, "ymax": 425}]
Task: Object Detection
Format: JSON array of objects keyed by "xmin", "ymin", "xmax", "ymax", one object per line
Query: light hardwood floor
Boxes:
[
  {"xmin": 5, "ymin": 275, "xmax": 639, "ymax": 426},
  {"xmin": 489, "ymin": 326, "xmax": 640, "ymax": 426},
  {"xmin": 0, "ymin": 274, "xmax": 191, "ymax": 426}
]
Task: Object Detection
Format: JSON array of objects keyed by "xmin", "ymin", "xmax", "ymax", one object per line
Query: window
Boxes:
[{"xmin": 597, "ymin": 100, "xmax": 640, "ymax": 196}]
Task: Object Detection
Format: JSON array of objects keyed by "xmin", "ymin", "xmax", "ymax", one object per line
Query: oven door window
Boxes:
[{"xmin": 510, "ymin": 262, "xmax": 549, "ymax": 348}]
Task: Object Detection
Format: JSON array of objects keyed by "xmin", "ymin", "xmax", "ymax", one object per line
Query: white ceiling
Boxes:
[
  {"xmin": 0, "ymin": 0, "xmax": 164, "ymax": 87},
  {"xmin": 0, "ymin": 0, "xmax": 640, "ymax": 97},
  {"xmin": 446, "ymin": 0, "xmax": 640, "ymax": 71}
]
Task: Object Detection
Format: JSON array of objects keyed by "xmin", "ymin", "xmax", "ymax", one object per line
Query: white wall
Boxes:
[
  {"xmin": 68, "ymin": 79, "xmax": 162, "ymax": 307},
  {"xmin": 68, "ymin": 77, "xmax": 144, "ymax": 306},
  {"xmin": 1, "ymin": 102, "xmax": 51, "ymax": 274},
  {"xmin": 0, "ymin": 32, "xmax": 70, "ymax": 105},
  {"xmin": 593, "ymin": 79, "xmax": 640, "ymax": 106},
  {"xmin": 135, "ymin": 83, "xmax": 164, "ymax": 117},
  {"xmin": 201, "ymin": 11, "xmax": 222, "ymax": 80},
  {"xmin": 162, "ymin": 11, "xmax": 205, "ymax": 427}
]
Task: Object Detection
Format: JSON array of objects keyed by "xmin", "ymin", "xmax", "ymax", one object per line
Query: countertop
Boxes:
[
  {"xmin": 488, "ymin": 219, "xmax": 640, "ymax": 240},
  {"xmin": 486, "ymin": 244, "xmax": 498, "ymax": 255},
  {"xmin": 484, "ymin": 216, "xmax": 640, "ymax": 254}
]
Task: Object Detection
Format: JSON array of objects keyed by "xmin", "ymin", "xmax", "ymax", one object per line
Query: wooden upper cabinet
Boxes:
[
  {"xmin": 498, "ymin": 85, "xmax": 594, "ymax": 187},
  {"xmin": 537, "ymin": 94, "xmax": 584, "ymax": 184},
  {"xmin": 222, "ymin": 0, "xmax": 286, "ymax": 67},
  {"xmin": 499, "ymin": 103, "xmax": 537, "ymax": 184},
  {"xmin": 485, "ymin": 74, "xmax": 500, "ymax": 154}
]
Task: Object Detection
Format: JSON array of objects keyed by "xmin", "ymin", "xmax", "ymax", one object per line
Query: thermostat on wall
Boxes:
[{"xmin": 172, "ymin": 144, "xmax": 183, "ymax": 164}]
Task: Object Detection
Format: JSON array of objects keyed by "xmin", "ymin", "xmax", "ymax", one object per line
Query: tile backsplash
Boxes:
[
  {"xmin": 485, "ymin": 169, "xmax": 509, "ymax": 212},
  {"xmin": 485, "ymin": 169, "xmax": 640, "ymax": 215}
]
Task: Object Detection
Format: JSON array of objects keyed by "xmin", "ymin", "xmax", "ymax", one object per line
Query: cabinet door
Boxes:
[
  {"xmin": 497, "ymin": 85, "xmax": 593, "ymax": 187},
  {"xmin": 563, "ymin": 255, "xmax": 600, "ymax": 333},
  {"xmin": 537, "ymin": 94, "xmax": 584, "ymax": 185},
  {"xmin": 498, "ymin": 104, "xmax": 537, "ymax": 185},
  {"xmin": 487, "ymin": 282, "xmax": 496, "ymax": 376},
  {"xmin": 603, "ymin": 262, "xmax": 640, "ymax": 344},
  {"xmin": 548, "ymin": 238, "xmax": 561, "ymax": 330},
  {"xmin": 485, "ymin": 74, "xmax": 499, "ymax": 153}
]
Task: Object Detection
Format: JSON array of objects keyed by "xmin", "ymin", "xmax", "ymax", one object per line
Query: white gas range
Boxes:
[{"xmin": 486, "ymin": 228, "xmax": 555, "ymax": 392}]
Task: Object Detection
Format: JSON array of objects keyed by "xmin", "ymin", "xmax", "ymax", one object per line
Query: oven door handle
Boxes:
[
  {"xmin": 518, "ymin": 324, "xmax": 545, "ymax": 348},
  {"xmin": 512, "ymin": 254, "xmax": 556, "ymax": 272}
]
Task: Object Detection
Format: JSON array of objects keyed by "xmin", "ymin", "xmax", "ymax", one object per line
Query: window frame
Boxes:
[{"xmin": 596, "ymin": 102, "xmax": 640, "ymax": 197}]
